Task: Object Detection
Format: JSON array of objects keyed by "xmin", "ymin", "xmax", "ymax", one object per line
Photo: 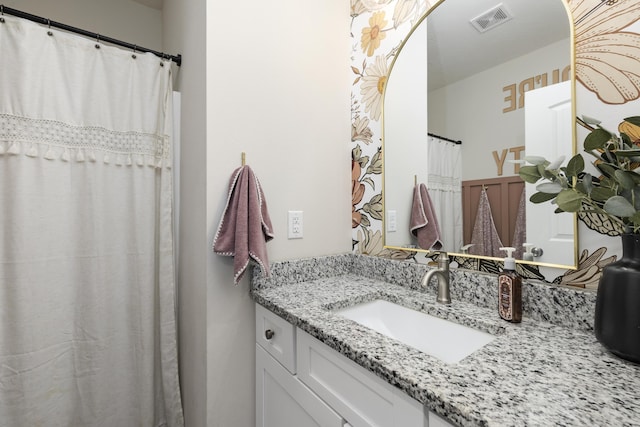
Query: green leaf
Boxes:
[
  {"xmin": 597, "ymin": 163, "xmax": 618, "ymax": 179},
  {"xmin": 556, "ymin": 189, "xmax": 584, "ymax": 212},
  {"xmin": 519, "ymin": 165, "xmax": 542, "ymax": 183},
  {"xmin": 590, "ymin": 186, "xmax": 616, "ymax": 202},
  {"xmin": 530, "ymin": 192, "xmax": 557, "ymax": 203},
  {"xmin": 538, "ymin": 164, "xmax": 555, "ymax": 180},
  {"xmin": 524, "ymin": 156, "xmax": 547, "ymax": 165},
  {"xmin": 604, "ymin": 196, "xmax": 636, "ymax": 218},
  {"xmin": 624, "ymin": 116, "xmax": 640, "ymax": 127},
  {"xmin": 630, "ymin": 211, "xmax": 640, "ymax": 227},
  {"xmin": 582, "ymin": 173, "xmax": 593, "ymax": 194},
  {"xmin": 582, "ymin": 115, "xmax": 602, "ymax": 126},
  {"xmin": 546, "ymin": 155, "xmax": 566, "ymax": 170},
  {"xmin": 615, "ymin": 169, "xmax": 635, "ymax": 190},
  {"xmin": 565, "ymin": 154, "xmax": 585, "ymax": 177},
  {"xmin": 584, "ymin": 128, "xmax": 612, "ymax": 151},
  {"xmin": 628, "ymin": 171, "xmax": 640, "ymax": 185},
  {"xmin": 613, "ymin": 149, "xmax": 640, "ymax": 157},
  {"xmin": 536, "ymin": 182, "xmax": 563, "ymax": 194},
  {"xmin": 634, "ymin": 188, "xmax": 640, "ymax": 210}
]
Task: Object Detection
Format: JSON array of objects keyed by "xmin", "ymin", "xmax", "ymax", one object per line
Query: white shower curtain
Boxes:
[
  {"xmin": 426, "ymin": 136, "xmax": 463, "ymax": 252},
  {"xmin": 0, "ymin": 16, "xmax": 184, "ymax": 427}
]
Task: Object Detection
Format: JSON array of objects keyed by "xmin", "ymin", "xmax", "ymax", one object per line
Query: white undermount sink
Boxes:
[{"xmin": 335, "ymin": 299, "xmax": 495, "ymax": 364}]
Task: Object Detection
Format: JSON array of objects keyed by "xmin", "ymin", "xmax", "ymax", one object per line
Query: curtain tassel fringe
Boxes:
[
  {"xmin": 76, "ymin": 149, "xmax": 85, "ymax": 162},
  {"xmin": 8, "ymin": 142, "xmax": 20, "ymax": 155},
  {"xmin": 61, "ymin": 148, "xmax": 70, "ymax": 162},
  {"xmin": 26, "ymin": 144, "xmax": 38, "ymax": 158},
  {"xmin": 44, "ymin": 146, "xmax": 56, "ymax": 160}
]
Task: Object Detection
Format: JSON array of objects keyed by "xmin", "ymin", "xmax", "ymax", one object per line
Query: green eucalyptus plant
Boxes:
[{"xmin": 519, "ymin": 116, "xmax": 640, "ymax": 235}]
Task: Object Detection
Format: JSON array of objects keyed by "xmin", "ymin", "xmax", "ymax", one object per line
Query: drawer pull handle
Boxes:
[{"xmin": 264, "ymin": 329, "xmax": 275, "ymax": 340}]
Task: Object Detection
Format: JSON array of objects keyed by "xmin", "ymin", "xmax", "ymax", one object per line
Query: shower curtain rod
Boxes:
[
  {"xmin": 0, "ymin": 5, "xmax": 182, "ymax": 66},
  {"xmin": 428, "ymin": 132, "xmax": 462, "ymax": 145}
]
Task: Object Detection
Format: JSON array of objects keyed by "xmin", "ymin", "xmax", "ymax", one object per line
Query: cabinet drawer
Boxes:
[{"xmin": 255, "ymin": 304, "xmax": 296, "ymax": 373}]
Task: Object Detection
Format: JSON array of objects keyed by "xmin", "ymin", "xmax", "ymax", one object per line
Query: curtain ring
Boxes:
[
  {"xmin": 0, "ymin": 5, "xmax": 4, "ymax": 23},
  {"xmin": 95, "ymin": 34, "xmax": 101, "ymax": 49},
  {"xmin": 132, "ymin": 45, "xmax": 137, "ymax": 59}
]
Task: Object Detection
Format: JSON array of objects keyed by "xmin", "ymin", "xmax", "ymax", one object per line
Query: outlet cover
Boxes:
[{"xmin": 288, "ymin": 211, "xmax": 303, "ymax": 239}]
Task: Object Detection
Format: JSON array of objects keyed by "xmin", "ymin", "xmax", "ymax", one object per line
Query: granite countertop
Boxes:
[{"xmin": 251, "ymin": 255, "xmax": 640, "ymax": 427}]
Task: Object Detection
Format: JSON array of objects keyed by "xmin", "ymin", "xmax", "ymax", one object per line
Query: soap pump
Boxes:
[
  {"xmin": 498, "ymin": 247, "xmax": 522, "ymax": 323},
  {"xmin": 522, "ymin": 243, "xmax": 534, "ymax": 261}
]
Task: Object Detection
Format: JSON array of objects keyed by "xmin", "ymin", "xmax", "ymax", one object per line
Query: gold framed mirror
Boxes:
[{"xmin": 382, "ymin": 0, "xmax": 578, "ymax": 269}]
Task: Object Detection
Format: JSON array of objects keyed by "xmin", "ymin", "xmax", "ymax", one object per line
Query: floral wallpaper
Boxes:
[{"xmin": 350, "ymin": 0, "xmax": 640, "ymax": 288}]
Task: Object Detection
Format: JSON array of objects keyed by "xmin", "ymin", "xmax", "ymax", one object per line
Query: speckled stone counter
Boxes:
[{"xmin": 251, "ymin": 254, "xmax": 640, "ymax": 427}]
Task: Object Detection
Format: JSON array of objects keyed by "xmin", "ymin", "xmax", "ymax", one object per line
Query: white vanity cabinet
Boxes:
[
  {"xmin": 255, "ymin": 303, "xmax": 455, "ymax": 427},
  {"xmin": 256, "ymin": 304, "xmax": 344, "ymax": 427}
]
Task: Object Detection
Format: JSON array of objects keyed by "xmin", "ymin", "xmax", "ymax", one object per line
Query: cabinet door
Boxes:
[
  {"xmin": 296, "ymin": 329, "xmax": 427, "ymax": 427},
  {"xmin": 256, "ymin": 344, "xmax": 344, "ymax": 427}
]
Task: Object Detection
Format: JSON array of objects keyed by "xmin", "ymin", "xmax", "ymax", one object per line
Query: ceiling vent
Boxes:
[{"xmin": 470, "ymin": 4, "xmax": 513, "ymax": 33}]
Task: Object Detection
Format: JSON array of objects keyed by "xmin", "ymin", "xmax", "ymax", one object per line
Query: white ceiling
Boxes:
[
  {"xmin": 132, "ymin": 0, "xmax": 163, "ymax": 10},
  {"xmin": 427, "ymin": 0, "xmax": 570, "ymax": 90}
]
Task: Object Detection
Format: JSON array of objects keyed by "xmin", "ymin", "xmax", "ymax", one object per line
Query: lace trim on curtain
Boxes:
[
  {"xmin": 426, "ymin": 174, "xmax": 461, "ymax": 192},
  {"xmin": 0, "ymin": 113, "xmax": 171, "ymax": 168}
]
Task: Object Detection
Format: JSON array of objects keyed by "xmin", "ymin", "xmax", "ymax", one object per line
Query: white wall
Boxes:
[
  {"xmin": 205, "ymin": 1, "xmax": 351, "ymax": 426},
  {"xmin": 429, "ymin": 39, "xmax": 569, "ymax": 180},
  {"xmin": 163, "ymin": 0, "xmax": 208, "ymax": 426},
  {"xmin": 385, "ymin": 22, "xmax": 428, "ymax": 247},
  {"xmin": 3, "ymin": 0, "xmax": 163, "ymax": 51}
]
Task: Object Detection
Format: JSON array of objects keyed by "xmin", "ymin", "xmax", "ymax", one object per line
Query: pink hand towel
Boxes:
[
  {"xmin": 213, "ymin": 165, "xmax": 274, "ymax": 284},
  {"xmin": 469, "ymin": 187, "xmax": 504, "ymax": 257},
  {"xmin": 410, "ymin": 183, "xmax": 443, "ymax": 250}
]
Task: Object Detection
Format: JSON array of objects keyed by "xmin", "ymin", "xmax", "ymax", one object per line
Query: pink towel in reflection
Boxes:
[
  {"xmin": 410, "ymin": 183, "xmax": 443, "ymax": 250},
  {"xmin": 470, "ymin": 187, "xmax": 504, "ymax": 257},
  {"xmin": 511, "ymin": 188, "xmax": 527, "ymax": 259},
  {"xmin": 213, "ymin": 165, "xmax": 274, "ymax": 284}
]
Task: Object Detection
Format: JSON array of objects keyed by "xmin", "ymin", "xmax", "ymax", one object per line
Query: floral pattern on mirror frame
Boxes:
[{"xmin": 350, "ymin": 0, "xmax": 640, "ymax": 287}]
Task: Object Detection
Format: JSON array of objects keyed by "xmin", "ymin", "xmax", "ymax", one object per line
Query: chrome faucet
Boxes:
[{"xmin": 421, "ymin": 253, "xmax": 451, "ymax": 305}]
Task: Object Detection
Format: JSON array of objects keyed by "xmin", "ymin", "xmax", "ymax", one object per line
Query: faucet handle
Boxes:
[{"xmin": 436, "ymin": 251, "xmax": 449, "ymax": 269}]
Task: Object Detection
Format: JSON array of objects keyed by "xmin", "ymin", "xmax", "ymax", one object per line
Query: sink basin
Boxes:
[{"xmin": 335, "ymin": 299, "xmax": 495, "ymax": 364}]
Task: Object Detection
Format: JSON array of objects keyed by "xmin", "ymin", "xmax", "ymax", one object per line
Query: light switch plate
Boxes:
[{"xmin": 387, "ymin": 210, "xmax": 397, "ymax": 232}]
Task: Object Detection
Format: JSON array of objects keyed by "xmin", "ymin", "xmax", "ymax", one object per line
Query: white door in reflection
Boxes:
[{"xmin": 524, "ymin": 81, "xmax": 575, "ymax": 267}]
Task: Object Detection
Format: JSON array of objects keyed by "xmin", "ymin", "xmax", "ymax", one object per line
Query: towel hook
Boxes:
[{"xmin": 241, "ymin": 152, "xmax": 246, "ymax": 166}]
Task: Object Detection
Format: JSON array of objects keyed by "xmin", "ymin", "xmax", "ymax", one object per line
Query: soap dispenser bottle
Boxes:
[
  {"xmin": 522, "ymin": 243, "xmax": 534, "ymax": 261},
  {"xmin": 498, "ymin": 247, "xmax": 522, "ymax": 323}
]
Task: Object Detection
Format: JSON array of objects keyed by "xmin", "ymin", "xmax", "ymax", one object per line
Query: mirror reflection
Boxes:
[{"xmin": 383, "ymin": 0, "xmax": 577, "ymax": 267}]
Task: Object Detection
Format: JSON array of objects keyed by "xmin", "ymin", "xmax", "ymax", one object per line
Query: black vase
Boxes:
[{"xmin": 594, "ymin": 232, "xmax": 640, "ymax": 364}]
